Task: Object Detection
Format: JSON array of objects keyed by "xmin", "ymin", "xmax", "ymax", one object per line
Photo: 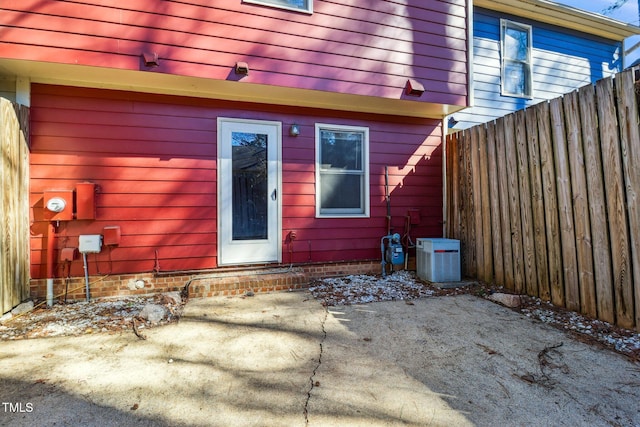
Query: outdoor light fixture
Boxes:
[
  {"xmin": 405, "ymin": 78, "xmax": 425, "ymax": 97},
  {"xmin": 448, "ymin": 116, "xmax": 459, "ymax": 128},
  {"xmin": 235, "ymin": 61, "xmax": 249, "ymax": 76},
  {"xmin": 142, "ymin": 52, "xmax": 159, "ymax": 68},
  {"xmin": 289, "ymin": 123, "xmax": 300, "ymax": 136}
]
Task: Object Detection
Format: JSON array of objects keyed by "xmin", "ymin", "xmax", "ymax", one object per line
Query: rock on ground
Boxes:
[
  {"xmin": 11, "ymin": 301, "xmax": 35, "ymax": 316},
  {"xmin": 488, "ymin": 292, "xmax": 522, "ymax": 308},
  {"xmin": 138, "ymin": 304, "xmax": 168, "ymax": 323},
  {"xmin": 158, "ymin": 291, "xmax": 181, "ymax": 305}
]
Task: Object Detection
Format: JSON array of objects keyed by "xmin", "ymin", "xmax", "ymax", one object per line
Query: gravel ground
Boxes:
[
  {"xmin": 0, "ymin": 294, "xmax": 184, "ymax": 341},
  {"xmin": 2, "ymin": 271, "xmax": 639, "ymax": 361},
  {"xmin": 308, "ymin": 271, "xmax": 640, "ymax": 360}
]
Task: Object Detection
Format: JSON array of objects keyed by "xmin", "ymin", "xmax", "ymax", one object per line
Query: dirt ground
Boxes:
[{"xmin": 1, "ymin": 290, "xmax": 639, "ymax": 426}]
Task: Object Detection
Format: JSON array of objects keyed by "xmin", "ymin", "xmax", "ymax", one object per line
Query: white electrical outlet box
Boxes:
[{"xmin": 79, "ymin": 234, "xmax": 102, "ymax": 254}]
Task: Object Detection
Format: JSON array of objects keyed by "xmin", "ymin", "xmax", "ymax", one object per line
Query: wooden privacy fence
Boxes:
[
  {"xmin": 0, "ymin": 98, "xmax": 30, "ymax": 314},
  {"xmin": 445, "ymin": 67, "xmax": 640, "ymax": 331}
]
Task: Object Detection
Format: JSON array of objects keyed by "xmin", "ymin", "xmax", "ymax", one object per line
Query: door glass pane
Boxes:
[{"xmin": 232, "ymin": 132, "xmax": 268, "ymax": 240}]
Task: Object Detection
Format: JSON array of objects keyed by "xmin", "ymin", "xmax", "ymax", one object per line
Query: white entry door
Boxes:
[{"xmin": 217, "ymin": 118, "xmax": 281, "ymax": 265}]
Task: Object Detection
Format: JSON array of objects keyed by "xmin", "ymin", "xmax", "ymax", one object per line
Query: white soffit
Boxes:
[
  {"xmin": 0, "ymin": 59, "xmax": 465, "ymax": 119},
  {"xmin": 474, "ymin": 0, "xmax": 640, "ymax": 41}
]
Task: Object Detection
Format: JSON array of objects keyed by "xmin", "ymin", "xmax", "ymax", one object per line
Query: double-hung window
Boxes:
[
  {"xmin": 500, "ymin": 19, "xmax": 533, "ymax": 98},
  {"xmin": 243, "ymin": 0, "xmax": 312, "ymax": 13},
  {"xmin": 315, "ymin": 124, "xmax": 369, "ymax": 217}
]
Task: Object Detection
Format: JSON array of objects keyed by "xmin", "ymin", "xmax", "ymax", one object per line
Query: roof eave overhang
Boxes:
[
  {"xmin": 0, "ymin": 59, "xmax": 465, "ymax": 120},
  {"xmin": 474, "ymin": 0, "xmax": 640, "ymax": 40}
]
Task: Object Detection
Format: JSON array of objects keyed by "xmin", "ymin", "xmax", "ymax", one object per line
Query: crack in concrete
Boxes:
[{"xmin": 304, "ymin": 305, "xmax": 328, "ymax": 425}]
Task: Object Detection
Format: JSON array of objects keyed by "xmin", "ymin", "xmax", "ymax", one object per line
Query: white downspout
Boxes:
[{"xmin": 442, "ymin": 118, "xmax": 447, "ymax": 238}]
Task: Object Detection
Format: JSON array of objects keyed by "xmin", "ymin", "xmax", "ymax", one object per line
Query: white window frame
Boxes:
[
  {"xmin": 243, "ymin": 0, "xmax": 312, "ymax": 14},
  {"xmin": 315, "ymin": 123, "xmax": 370, "ymax": 218},
  {"xmin": 500, "ymin": 19, "xmax": 533, "ymax": 99}
]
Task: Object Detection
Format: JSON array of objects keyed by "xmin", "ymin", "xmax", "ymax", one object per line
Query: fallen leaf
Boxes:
[
  {"xmin": 476, "ymin": 343, "xmax": 498, "ymax": 355},
  {"xmin": 520, "ymin": 374, "xmax": 536, "ymax": 383}
]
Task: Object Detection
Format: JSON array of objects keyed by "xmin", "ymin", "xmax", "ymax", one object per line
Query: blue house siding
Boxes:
[{"xmin": 452, "ymin": 7, "xmax": 622, "ymax": 130}]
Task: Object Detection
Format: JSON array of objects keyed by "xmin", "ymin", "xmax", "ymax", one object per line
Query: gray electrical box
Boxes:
[{"xmin": 79, "ymin": 234, "xmax": 102, "ymax": 254}]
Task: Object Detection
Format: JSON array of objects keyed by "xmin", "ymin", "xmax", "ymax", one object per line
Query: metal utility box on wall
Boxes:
[
  {"xmin": 103, "ymin": 226, "xmax": 121, "ymax": 246},
  {"xmin": 416, "ymin": 238, "xmax": 461, "ymax": 282},
  {"xmin": 60, "ymin": 247, "xmax": 78, "ymax": 262},
  {"xmin": 75, "ymin": 182, "xmax": 96, "ymax": 220},
  {"xmin": 79, "ymin": 234, "xmax": 102, "ymax": 254}
]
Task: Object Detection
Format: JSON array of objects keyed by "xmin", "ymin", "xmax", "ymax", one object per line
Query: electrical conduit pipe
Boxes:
[{"xmin": 46, "ymin": 222, "xmax": 56, "ymax": 307}]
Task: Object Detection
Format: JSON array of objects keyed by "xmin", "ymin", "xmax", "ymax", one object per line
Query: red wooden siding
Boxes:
[
  {"xmin": 1, "ymin": 0, "xmax": 468, "ymax": 106},
  {"xmin": 29, "ymin": 84, "xmax": 443, "ymax": 279}
]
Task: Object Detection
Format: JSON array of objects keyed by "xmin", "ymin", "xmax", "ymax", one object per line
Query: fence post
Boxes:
[
  {"xmin": 0, "ymin": 99, "xmax": 30, "ymax": 314},
  {"xmin": 614, "ymin": 67, "xmax": 640, "ymax": 331}
]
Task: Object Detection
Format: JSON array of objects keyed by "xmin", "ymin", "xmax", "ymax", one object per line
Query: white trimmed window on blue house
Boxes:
[{"xmin": 501, "ymin": 19, "xmax": 533, "ymax": 98}]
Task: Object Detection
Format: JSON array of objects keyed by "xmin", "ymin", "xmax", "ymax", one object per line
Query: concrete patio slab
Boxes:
[{"xmin": 0, "ymin": 291, "xmax": 638, "ymax": 426}]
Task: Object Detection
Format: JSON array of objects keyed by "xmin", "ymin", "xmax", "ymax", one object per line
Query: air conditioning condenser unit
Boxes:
[{"xmin": 416, "ymin": 238, "xmax": 461, "ymax": 282}]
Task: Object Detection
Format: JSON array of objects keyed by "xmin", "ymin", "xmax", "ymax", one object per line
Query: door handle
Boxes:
[{"xmin": 271, "ymin": 188, "xmax": 277, "ymax": 201}]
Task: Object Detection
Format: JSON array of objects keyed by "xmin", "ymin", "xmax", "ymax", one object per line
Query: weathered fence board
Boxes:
[
  {"xmin": 458, "ymin": 130, "xmax": 468, "ymax": 273},
  {"xmin": 538, "ymin": 101, "xmax": 563, "ymax": 305},
  {"xmin": 614, "ymin": 68, "xmax": 640, "ymax": 330},
  {"xmin": 550, "ymin": 98, "xmax": 580, "ymax": 312},
  {"xmin": 446, "ymin": 67, "xmax": 640, "ymax": 331},
  {"xmin": 578, "ymin": 83, "xmax": 614, "ymax": 323},
  {"xmin": 564, "ymin": 90, "xmax": 596, "ymax": 318},
  {"xmin": 0, "ymin": 99, "xmax": 30, "ymax": 314},
  {"xmin": 495, "ymin": 118, "xmax": 514, "ymax": 290},
  {"xmin": 446, "ymin": 133, "xmax": 459, "ymax": 240},
  {"xmin": 596, "ymin": 77, "xmax": 634, "ymax": 329},
  {"xmin": 471, "ymin": 126, "xmax": 484, "ymax": 280},
  {"xmin": 1, "ymin": 101, "xmax": 11, "ymax": 314},
  {"xmin": 478, "ymin": 126, "xmax": 493, "ymax": 282},
  {"xmin": 465, "ymin": 130, "xmax": 476, "ymax": 277},
  {"xmin": 524, "ymin": 107, "xmax": 548, "ymax": 300},
  {"xmin": 505, "ymin": 114, "xmax": 525, "ymax": 293},
  {"xmin": 486, "ymin": 121, "xmax": 504, "ymax": 286},
  {"xmin": 515, "ymin": 110, "xmax": 537, "ymax": 297}
]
